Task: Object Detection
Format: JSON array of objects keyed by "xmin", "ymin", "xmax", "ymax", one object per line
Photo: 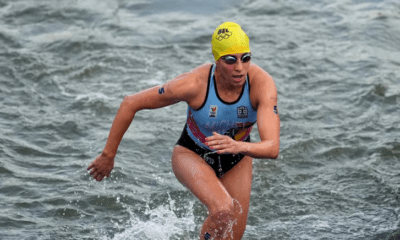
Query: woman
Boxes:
[{"xmin": 87, "ymin": 22, "xmax": 280, "ymax": 240}]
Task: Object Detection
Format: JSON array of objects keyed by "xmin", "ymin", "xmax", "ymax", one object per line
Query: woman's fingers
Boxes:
[
  {"xmin": 205, "ymin": 132, "xmax": 226, "ymax": 146},
  {"xmin": 87, "ymin": 154, "xmax": 115, "ymax": 181},
  {"xmin": 205, "ymin": 132, "xmax": 243, "ymax": 155},
  {"xmin": 87, "ymin": 163, "xmax": 94, "ymax": 171}
]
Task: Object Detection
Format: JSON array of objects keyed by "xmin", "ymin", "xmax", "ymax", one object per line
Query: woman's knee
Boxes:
[{"xmin": 208, "ymin": 197, "xmax": 235, "ymax": 224}]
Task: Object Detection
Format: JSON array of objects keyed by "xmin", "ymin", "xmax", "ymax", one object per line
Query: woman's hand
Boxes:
[
  {"xmin": 205, "ymin": 132, "xmax": 244, "ymax": 155},
  {"xmin": 87, "ymin": 153, "xmax": 115, "ymax": 181}
]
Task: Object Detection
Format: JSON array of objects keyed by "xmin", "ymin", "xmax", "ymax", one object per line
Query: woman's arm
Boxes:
[
  {"xmin": 101, "ymin": 85, "xmax": 181, "ymax": 159},
  {"xmin": 87, "ymin": 68, "xmax": 201, "ymax": 181},
  {"xmin": 240, "ymin": 83, "xmax": 280, "ymax": 159}
]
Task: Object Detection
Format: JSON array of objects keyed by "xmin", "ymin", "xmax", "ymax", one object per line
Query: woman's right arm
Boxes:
[
  {"xmin": 87, "ymin": 67, "xmax": 203, "ymax": 181},
  {"xmin": 102, "ymin": 85, "xmax": 180, "ymax": 159}
]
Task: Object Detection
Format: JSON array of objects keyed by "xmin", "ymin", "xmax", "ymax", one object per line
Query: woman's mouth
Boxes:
[{"xmin": 232, "ymin": 75, "xmax": 244, "ymax": 81}]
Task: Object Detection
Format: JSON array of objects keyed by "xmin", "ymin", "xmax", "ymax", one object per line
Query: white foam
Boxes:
[{"xmin": 105, "ymin": 195, "xmax": 196, "ymax": 240}]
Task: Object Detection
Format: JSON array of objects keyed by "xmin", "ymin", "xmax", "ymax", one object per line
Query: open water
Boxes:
[{"xmin": 1, "ymin": 0, "xmax": 400, "ymax": 239}]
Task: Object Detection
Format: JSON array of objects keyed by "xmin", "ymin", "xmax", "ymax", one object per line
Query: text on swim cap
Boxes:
[{"xmin": 216, "ymin": 28, "xmax": 232, "ymax": 41}]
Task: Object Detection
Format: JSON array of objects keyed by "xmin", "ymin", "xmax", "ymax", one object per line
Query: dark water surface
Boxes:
[{"xmin": 0, "ymin": 0, "xmax": 399, "ymax": 239}]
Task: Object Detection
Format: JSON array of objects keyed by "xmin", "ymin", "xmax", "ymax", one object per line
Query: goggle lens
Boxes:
[{"xmin": 221, "ymin": 53, "xmax": 251, "ymax": 65}]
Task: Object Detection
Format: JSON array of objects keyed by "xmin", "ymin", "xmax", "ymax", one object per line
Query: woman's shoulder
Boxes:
[
  {"xmin": 248, "ymin": 64, "xmax": 275, "ymax": 89},
  {"xmin": 248, "ymin": 64, "xmax": 277, "ymax": 107},
  {"xmin": 190, "ymin": 63, "xmax": 213, "ymax": 80},
  {"xmin": 248, "ymin": 64, "xmax": 273, "ymax": 82},
  {"xmin": 184, "ymin": 63, "xmax": 213, "ymax": 89},
  {"xmin": 164, "ymin": 63, "xmax": 213, "ymax": 105},
  {"xmin": 170, "ymin": 63, "xmax": 212, "ymax": 86}
]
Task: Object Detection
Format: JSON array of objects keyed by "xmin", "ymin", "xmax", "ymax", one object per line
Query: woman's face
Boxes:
[{"xmin": 215, "ymin": 52, "xmax": 251, "ymax": 87}]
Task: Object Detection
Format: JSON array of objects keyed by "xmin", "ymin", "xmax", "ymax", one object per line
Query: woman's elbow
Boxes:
[
  {"xmin": 270, "ymin": 152, "xmax": 279, "ymax": 159},
  {"xmin": 122, "ymin": 95, "xmax": 140, "ymax": 113},
  {"xmin": 269, "ymin": 142, "xmax": 280, "ymax": 159}
]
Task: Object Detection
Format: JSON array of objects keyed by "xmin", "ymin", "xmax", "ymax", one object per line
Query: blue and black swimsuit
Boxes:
[{"xmin": 176, "ymin": 64, "xmax": 257, "ymax": 178}]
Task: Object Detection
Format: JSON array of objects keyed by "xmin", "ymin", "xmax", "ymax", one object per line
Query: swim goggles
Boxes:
[{"xmin": 221, "ymin": 53, "xmax": 251, "ymax": 65}]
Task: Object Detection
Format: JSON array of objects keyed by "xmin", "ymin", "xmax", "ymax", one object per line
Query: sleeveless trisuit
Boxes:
[{"xmin": 176, "ymin": 64, "xmax": 257, "ymax": 178}]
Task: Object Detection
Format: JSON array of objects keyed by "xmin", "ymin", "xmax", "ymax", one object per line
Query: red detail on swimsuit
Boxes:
[{"xmin": 187, "ymin": 110, "xmax": 207, "ymax": 143}]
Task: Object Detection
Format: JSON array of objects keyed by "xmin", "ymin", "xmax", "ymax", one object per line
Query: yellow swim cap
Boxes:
[{"xmin": 211, "ymin": 22, "xmax": 250, "ymax": 61}]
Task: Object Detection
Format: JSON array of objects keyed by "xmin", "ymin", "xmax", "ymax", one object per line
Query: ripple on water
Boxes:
[{"xmin": 0, "ymin": 0, "xmax": 400, "ymax": 239}]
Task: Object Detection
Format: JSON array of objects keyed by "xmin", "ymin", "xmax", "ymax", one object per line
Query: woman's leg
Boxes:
[
  {"xmin": 172, "ymin": 145, "xmax": 252, "ymax": 239},
  {"xmin": 219, "ymin": 156, "xmax": 253, "ymax": 239}
]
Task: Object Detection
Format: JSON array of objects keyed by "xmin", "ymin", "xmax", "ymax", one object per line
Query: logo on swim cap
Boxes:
[
  {"xmin": 211, "ymin": 22, "xmax": 250, "ymax": 61},
  {"xmin": 216, "ymin": 28, "xmax": 232, "ymax": 41}
]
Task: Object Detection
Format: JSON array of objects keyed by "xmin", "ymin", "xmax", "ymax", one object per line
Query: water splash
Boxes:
[{"xmin": 104, "ymin": 193, "xmax": 196, "ymax": 240}]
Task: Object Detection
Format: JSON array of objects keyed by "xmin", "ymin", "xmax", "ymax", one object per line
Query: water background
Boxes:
[{"xmin": 1, "ymin": 0, "xmax": 400, "ymax": 239}]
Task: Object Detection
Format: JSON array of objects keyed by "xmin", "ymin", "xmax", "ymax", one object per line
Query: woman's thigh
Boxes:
[{"xmin": 171, "ymin": 145, "xmax": 232, "ymax": 211}]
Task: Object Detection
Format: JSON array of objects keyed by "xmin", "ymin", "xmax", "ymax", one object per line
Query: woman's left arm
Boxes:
[{"xmin": 240, "ymin": 78, "xmax": 280, "ymax": 159}]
